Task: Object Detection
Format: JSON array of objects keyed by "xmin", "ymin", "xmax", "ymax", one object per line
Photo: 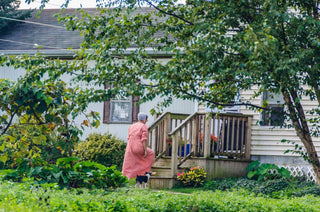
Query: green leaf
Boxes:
[
  {"xmin": 33, "ymin": 135, "xmax": 47, "ymax": 145},
  {"xmin": 245, "ymin": 160, "xmax": 260, "ymax": 172},
  {"xmin": 36, "ymin": 101, "xmax": 48, "ymax": 113},
  {"xmin": 247, "ymin": 171, "xmax": 255, "ymax": 179},
  {"xmin": 279, "ymin": 167, "xmax": 291, "ymax": 179},
  {"xmin": 0, "ymin": 153, "xmax": 8, "ymax": 164}
]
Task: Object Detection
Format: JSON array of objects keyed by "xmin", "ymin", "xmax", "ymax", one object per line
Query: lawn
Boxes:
[{"xmin": 0, "ymin": 178, "xmax": 320, "ymax": 212}]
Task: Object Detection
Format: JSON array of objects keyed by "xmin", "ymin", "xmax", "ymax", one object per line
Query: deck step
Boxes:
[
  {"xmin": 149, "ymin": 177, "xmax": 176, "ymax": 189},
  {"xmin": 151, "ymin": 176, "xmax": 175, "ymax": 179},
  {"xmin": 153, "ymin": 159, "xmax": 171, "ymax": 168},
  {"xmin": 151, "ymin": 167, "xmax": 172, "ymax": 178}
]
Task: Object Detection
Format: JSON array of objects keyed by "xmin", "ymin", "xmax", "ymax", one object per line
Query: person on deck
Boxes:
[{"xmin": 122, "ymin": 112, "xmax": 155, "ymax": 179}]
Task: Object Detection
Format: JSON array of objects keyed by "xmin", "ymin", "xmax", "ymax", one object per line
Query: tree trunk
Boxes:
[{"xmin": 282, "ymin": 89, "xmax": 320, "ymax": 187}]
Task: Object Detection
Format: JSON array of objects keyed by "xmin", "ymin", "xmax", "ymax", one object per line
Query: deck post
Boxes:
[
  {"xmin": 192, "ymin": 115, "xmax": 197, "ymax": 155},
  {"xmin": 245, "ymin": 116, "xmax": 252, "ymax": 160},
  {"xmin": 162, "ymin": 114, "xmax": 170, "ymax": 152},
  {"xmin": 203, "ymin": 113, "xmax": 211, "ymax": 158},
  {"xmin": 171, "ymin": 133, "xmax": 178, "ymax": 178}
]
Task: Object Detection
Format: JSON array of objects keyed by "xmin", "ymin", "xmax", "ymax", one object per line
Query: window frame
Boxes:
[
  {"xmin": 260, "ymin": 91, "xmax": 285, "ymax": 127},
  {"xmin": 103, "ymin": 84, "xmax": 139, "ymax": 124}
]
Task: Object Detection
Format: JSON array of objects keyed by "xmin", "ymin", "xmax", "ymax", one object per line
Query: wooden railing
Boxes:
[
  {"xmin": 168, "ymin": 112, "xmax": 252, "ymax": 176},
  {"xmin": 148, "ymin": 112, "xmax": 189, "ymax": 160}
]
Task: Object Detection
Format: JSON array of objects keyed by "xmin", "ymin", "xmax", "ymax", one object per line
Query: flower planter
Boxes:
[{"xmin": 178, "ymin": 144, "xmax": 191, "ymax": 157}]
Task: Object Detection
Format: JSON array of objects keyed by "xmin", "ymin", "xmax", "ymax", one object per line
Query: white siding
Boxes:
[
  {"xmin": 240, "ymin": 86, "xmax": 320, "ymax": 157},
  {"xmin": 0, "ymin": 66, "xmax": 26, "ymax": 80}
]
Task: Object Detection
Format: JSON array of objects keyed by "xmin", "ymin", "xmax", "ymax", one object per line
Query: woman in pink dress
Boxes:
[{"xmin": 122, "ymin": 112, "xmax": 155, "ymax": 179}]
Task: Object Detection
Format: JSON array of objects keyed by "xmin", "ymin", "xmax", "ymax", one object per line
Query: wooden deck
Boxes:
[{"xmin": 148, "ymin": 112, "xmax": 253, "ymax": 189}]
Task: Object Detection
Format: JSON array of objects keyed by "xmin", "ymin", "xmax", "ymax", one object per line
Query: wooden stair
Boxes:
[{"xmin": 150, "ymin": 157, "xmax": 177, "ymax": 189}]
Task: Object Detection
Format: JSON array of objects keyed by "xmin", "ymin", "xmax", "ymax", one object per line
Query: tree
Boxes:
[
  {"xmin": 0, "ymin": 54, "xmax": 100, "ymax": 167},
  {"xmin": 13, "ymin": 0, "xmax": 320, "ymax": 187},
  {"xmin": 0, "ymin": 0, "xmax": 32, "ymax": 32}
]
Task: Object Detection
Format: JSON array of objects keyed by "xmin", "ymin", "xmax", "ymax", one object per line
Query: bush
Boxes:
[
  {"xmin": 0, "ymin": 123, "xmax": 71, "ymax": 169},
  {"xmin": 74, "ymin": 161, "xmax": 127, "ymax": 189},
  {"xmin": 2, "ymin": 157, "xmax": 128, "ymax": 189},
  {"xmin": 177, "ymin": 167, "xmax": 207, "ymax": 187},
  {"xmin": 0, "ymin": 115, "xmax": 79, "ymax": 169},
  {"xmin": 73, "ymin": 133, "xmax": 126, "ymax": 169},
  {"xmin": 246, "ymin": 160, "xmax": 291, "ymax": 181}
]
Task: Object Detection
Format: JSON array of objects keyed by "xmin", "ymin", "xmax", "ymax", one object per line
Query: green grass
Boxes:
[{"xmin": 0, "ymin": 179, "xmax": 320, "ymax": 211}]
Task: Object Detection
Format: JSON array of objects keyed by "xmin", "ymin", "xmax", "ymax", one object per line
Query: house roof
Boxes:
[{"xmin": 0, "ymin": 7, "xmax": 162, "ymax": 57}]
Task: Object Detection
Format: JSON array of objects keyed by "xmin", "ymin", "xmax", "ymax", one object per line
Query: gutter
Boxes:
[{"xmin": 0, "ymin": 47, "xmax": 176, "ymax": 59}]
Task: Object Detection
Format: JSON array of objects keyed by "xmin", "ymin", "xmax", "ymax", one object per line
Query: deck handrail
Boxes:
[
  {"xmin": 148, "ymin": 112, "xmax": 170, "ymax": 131},
  {"xmin": 149, "ymin": 112, "xmax": 190, "ymax": 131},
  {"xmin": 168, "ymin": 112, "xmax": 204, "ymax": 136},
  {"xmin": 148, "ymin": 112, "xmax": 190, "ymax": 160},
  {"xmin": 169, "ymin": 112, "xmax": 252, "ymax": 135}
]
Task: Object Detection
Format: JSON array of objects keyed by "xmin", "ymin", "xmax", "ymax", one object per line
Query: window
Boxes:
[
  {"xmin": 103, "ymin": 85, "xmax": 139, "ymax": 124},
  {"xmin": 261, "ymin": 91, "xmax": 284, "ymax": 126}
]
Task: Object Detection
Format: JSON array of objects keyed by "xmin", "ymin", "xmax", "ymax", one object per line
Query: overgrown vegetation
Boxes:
[
  {"xmin": 0, "ymin": 132, "xmax": 128, "ymax": 190},
  {"xmin": 0, "ymin": 160, "xmax": 319, "ymax": 210},
  {"xmin": 73, "ymin": 133, "xmax": 126, "ymax": 169},
  {"xmin": 0, "ymin": 116, "xmax": 75, "ymax": 169},
  {"xmin": 0, "ymin": 179, "xmax": 320, "ymax": 211},
  {"xmin": 2, "ymin": 156, "xmax": 127, "ymax": 189}
]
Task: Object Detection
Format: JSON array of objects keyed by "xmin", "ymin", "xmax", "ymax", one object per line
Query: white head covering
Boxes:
[{"xmin": 138, "ymin": 112, "xmax": 148, "ymax": 121}]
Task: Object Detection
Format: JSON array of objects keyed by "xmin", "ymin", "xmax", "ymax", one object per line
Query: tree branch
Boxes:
[
  {"xmin": 31, "ymin": 107, "xmax": 46, "ymax": 125},
  {"xmin": 313, "ymin": 1, "xmax": 319, "ymax": 19},
  {"xmin": 180, "ymin": 89, "xmax": 271, "ymax": 111},
  {"xmin": 1, "ymin": 110, "xmax": 18, "ymax": 135},
  {"xmin": 144, "ymin": 0, "xmax": 194, "ymax": 25},
  {"xmin": 312, "ymin": 82, "xmax": 320, "ymax": 105}
]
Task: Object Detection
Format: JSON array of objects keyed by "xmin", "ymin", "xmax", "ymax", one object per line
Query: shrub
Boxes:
[
  {"xmin": 0, "ymin": 121, "xmax": 76, "ymax": 169},
  {"xmin": 246, "ymin": 160, "xmax": 291, "ymax": 181},
  {"xmin": 2, "ymin": 156, "xmax": 128, "ymax": 189},
  {"xmin": 74, "ymin": 162, "xmax": 127, "ymax": 189},
  {"xmin": 177, "ymin": 167, "xmax": 207, "ymax": 187},
  {"xmin": 73, "ymin": 133, "xmax": 126, "ymax": 169}
]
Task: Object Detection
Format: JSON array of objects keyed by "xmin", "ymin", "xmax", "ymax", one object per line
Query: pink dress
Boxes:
[{"xmin": 122, "ymin": 122, "xmax": 155, "ymax": 179}]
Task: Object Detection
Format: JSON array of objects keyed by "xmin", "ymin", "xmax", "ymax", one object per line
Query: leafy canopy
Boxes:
[{"xmin": 0, "ymin": 0, "xmax": 32, "ymax": 32}]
